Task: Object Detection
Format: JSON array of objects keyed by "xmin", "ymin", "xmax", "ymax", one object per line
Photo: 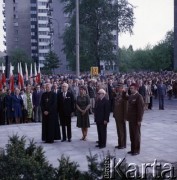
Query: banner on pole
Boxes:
[{"xmin": 91, "ymin": 67, "xmax": 98, "ymax": 76}]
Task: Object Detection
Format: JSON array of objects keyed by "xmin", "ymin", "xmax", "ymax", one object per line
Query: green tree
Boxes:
[
  {"xmin": 10, "ymin": 49, "xmax": 31, "ymax": 74},
  {"xmin": 61, "ymin": 0, "xmax": 134, "ymax": 71},
  {"xmin": 43, "ymin": 51, "xmax": 60, "ymax": 74}
]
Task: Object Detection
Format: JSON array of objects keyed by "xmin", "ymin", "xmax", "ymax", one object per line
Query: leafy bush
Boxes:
[{"xmin": 0, "ymin": 135, "xmax": 176, "ymax": 179}]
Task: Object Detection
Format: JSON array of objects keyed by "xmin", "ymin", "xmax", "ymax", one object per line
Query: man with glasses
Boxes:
[
  {"xmin": 32, "ymin": 85, "xmax": 43, "ymax": 122},
  {"xmin": 94, "ymin": 89, "xmax": 110, "ymax": 149},
  {"xmin": 58, "ymin": 83, "xmax": 74, "ymax": 142}
]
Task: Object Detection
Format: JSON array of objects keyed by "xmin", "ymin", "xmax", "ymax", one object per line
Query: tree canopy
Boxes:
[
  {"xmin": 43, "ymin": 51, "xmax": 60, "ymax": 74},
  {"xmin": 119, "ymin": 30, "xmax": 174, "ymax": 72},
  {"xmin": 61, "ymin": 0, "xmax": 134, "ymax": 72}
]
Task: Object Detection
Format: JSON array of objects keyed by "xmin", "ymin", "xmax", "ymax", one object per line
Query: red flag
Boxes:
[
  {"xmin": 0, "ymin": 79, "xmax": 2, "ymax": 90},
  {"xmin": 9, "ymin": 64, "xmax": 14, "ymax": 92},
  {"xmin": 37, "ymin": 64, "xmax": 41, "ymax": 84},
  {"xmin": 2, "ymin": 73, "xmax": 6, "ymax": 85}
]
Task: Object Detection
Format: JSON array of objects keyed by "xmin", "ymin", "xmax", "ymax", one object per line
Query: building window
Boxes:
[
  {"xmin": 31, "ymin": 32, "xmax": 35, "ymax": 36},
  {"xmin": 38, "ymin": 9, "xmax": 48, "ymax": 13},
  {"xmin": 38, "ymin": 31, "xmax": 48, "ymax": 35},
  {"xmin": 31, "ymin": 11, "xmax": 37, "ymax": 14},
  {"xmin": 31, "ymin": 25, "xmax": 35, "ymax": 28},
  {"xmin": 38, "ymin": 24, "xmax": 48, "ymax": 28},
  {"xmin": 31, "ymin": 18, "xmax": 37, "ymax": 21},
  {"xmin": 39, "ymin": 38, "xmax": 50, "ymax": 42},
  {"xmin": 38, "ymin": 16, "xmax": 48, "ymax": 20},
  {"xmin": 31, "ymin": 3, "xmax": 37, "ymax": 7}
]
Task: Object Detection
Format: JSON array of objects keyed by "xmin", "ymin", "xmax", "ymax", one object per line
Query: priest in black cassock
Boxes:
[{"xmin": 40, "ymin": 83, "xmax": 61, "ymax": 143}]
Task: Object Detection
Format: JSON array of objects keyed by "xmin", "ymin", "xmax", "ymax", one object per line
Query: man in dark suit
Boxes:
[
  {"xmin": 157, "ymin": 81, "xmax": 166, "ymax": 110},
  {"xmin": 94, "ymin": 88, "xmax": 110, "ymax": 149},
  {"xmin": 58, "ymin": 83, "xmax": 74, "ymax": 142},
  {"xmin": 32, "ymin": 85, "xmax": 43, "ymax": 122},
  {"xmin": 40, "ymin": 83, "xmax": 61, "ymax": 143}
]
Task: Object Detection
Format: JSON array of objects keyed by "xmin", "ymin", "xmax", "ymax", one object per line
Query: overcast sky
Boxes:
[{"xmin": 0, "ymin": 0, "xmax": 174, "ymax": 51}]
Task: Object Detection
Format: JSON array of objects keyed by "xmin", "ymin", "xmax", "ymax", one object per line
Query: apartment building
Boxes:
[{"xmin": 2, "ymin": 0, "xmax": 68, "ymax": 72}]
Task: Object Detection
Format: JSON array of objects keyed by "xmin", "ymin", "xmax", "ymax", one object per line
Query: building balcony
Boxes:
[
  {"xmin": 3, "ymin": 26, "xmax": 6, "ymax": 31},
  {"xmin": 2, "ymin": 3, "xmax": 5, "ymax": 9},
  {"xmin": 3, "ymin": 41, "xmax": 6, "ymax": 46},
  {"xmin": 2, "ymin": 9, "xmax": 5, "ymax": 16}
]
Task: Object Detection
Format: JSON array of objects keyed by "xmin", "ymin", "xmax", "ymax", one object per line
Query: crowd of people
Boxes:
[{"xmin": 0, "ymin": 71, "xmax": 177, "ymax": 155}]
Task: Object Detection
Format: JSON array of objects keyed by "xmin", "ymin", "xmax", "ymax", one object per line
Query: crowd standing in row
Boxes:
[{"xmin": 0, "ymin": 71, "xmax": 177, "ymax": 155}]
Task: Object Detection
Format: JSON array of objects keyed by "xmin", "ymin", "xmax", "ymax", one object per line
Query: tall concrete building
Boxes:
[
  {"xmin": 174, "ymin": 0, "xmax": 177, "ymax": 70},
  {"xmin": 2, "ymin": 0, "xmax": 68, "ymax": 72}
]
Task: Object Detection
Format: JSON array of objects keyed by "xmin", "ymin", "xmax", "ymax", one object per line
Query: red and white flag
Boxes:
[
  {"xmin": 9, "ymin": 63, "xmax": 14, "ymax": 92},
  {"xmin": 34, "ymin": 62, "xmax": 37, "ymax": 84},
  {"xmin": 25, "ymin": 63, "xmax": 28, "ymax": 81},
  {"xmin": 36, "ymin": 64, "xmax": 41, "ymax": 84},
  {"xmin": 18, "ymin": 62, "xmax": 24, "ymax": 89},
  {"xmin": 1, "ymin": 63, "xmax": 6, "ymax": 85},
  {"xmin": 30, "ymin": 63, "xmax": 33, "ymax": 85},
  {"xmin": 20, "ymin": 62, "xmax": 24, "ymax": 88}
]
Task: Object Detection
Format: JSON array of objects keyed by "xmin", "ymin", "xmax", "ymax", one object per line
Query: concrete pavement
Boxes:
[{"xmin": 0, "ymin": 98, "xmax": 177, "ymax": 172}]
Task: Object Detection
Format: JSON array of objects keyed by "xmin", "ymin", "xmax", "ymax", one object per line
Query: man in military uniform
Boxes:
[
  {"xmin": 127, "ymin": 83, "xmax": 144, "ymax": 155},
  {"xmin": 40, "ymin": 83, "xmax": 61, "ymax": 143},
  {"xmin": 113, "ymin": 84, "xmax": 128, "ymax": 149}
]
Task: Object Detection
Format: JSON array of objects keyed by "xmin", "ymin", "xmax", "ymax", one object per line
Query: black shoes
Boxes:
[
  {"xmin": 68, "ymin": 139, "xmax": 71, "ymax": 142},
  {"xmin": 45, "ymin": 140, "xmax": 54, "ymax": 143},
  {"xmin": 99, "ymin": 146, "xmax": 106, "ymax": 149},
  {"xmin": 61, "ymin": 139, "xmax": 66, "ymax": 142},
  {"xmin": 132, "ymin": 152, "xmax": 139, "ymax": 156},
  {"xmin": 127, "ymin": 151, "xmax": 140, "ymax": 155},
  {"xmin": 127, "ymin": 151, "xmax": 132, "ymax": 154},
  {"xmin": 95, "ymin": 145, "xmax": 106, "ymax": 149},
  {"xmin": 115, "ymin": 146, "xmax": 126, "ymax": 149}
]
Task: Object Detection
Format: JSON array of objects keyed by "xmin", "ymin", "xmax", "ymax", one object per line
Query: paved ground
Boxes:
[{"xmin": 0, "ymin": 98, "xmax": 177, "ymax": 172}]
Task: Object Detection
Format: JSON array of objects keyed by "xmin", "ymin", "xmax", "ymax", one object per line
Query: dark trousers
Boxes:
[
  {"xmin": 61, "ymin": 116, "xmax": 72, "ymax": 140},
  {"xmin": 158, "ymin": 95, "xmax": 164, "ymax": 109},
  {"xmin": 97, "ymin": 123, "xmax": 107, "ymax": 147},
  {"xmin": 115, "ymin": 119, "xmax": 126, "ymax": 147},
  {"xmin": 148, "ymin": 96, "xmax": 153, "ymax": 109},
  {"xmin": 129, "ymin": 122, "xmax": 141, "ymax": 153}
]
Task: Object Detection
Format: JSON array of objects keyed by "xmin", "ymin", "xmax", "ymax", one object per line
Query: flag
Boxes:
[
  {"xmin": 30, "ymin": 63, "xmax": 33, "ymax": 85},
  {"xmin": 34, "ymin": 62, "xmax": 37, "ymax": 83},
  {"xmin": 18, "ymin": 63, "xmax": 21, "ymax": 89},
  {"xmin": 18, "ymin": 62, "xmax": 24, "ymax": 89},
  {"xmin": 25, "ymin": 63, "xmax": 28, "ymax": 81},
  {"xmin": 9, "ymin": 63, "xmax": 14, "ymax": 92},
  {"xmin": 0, "ymin": 79, "xmax": 2, "ymax": 90},
  {"xmin": 20, "ymin": 62, "xmax": 24, "ymax": 88},
  {"xmin": 1, "ymin": 63, "xmax": 6, "ymax": 85},
  {"xmin": 37, "ymin": 64, "xmax": 41, "ymax": 84}
]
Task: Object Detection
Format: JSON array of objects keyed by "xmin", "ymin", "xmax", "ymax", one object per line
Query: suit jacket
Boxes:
[
  {"xmin": 113, "ymin": 92, "xmax": 128, "ymax": 121},
  {"xmin": 32, "ymin": 90, "xmax": 43, "ymax": 107},
  {"xmin": 127, "ymin": 93, "xmax": 144, "ymax": 123},
  {"xmin": 94, "ymin": 97, "xmax": 110, "ymax": 124},
  {"xmin": 157, "ymin": 84, "xmax": 166, "ymax": 96},
  {"xmin": 58, "ymin": 91, "xmax": 74, "ymax": 117}
]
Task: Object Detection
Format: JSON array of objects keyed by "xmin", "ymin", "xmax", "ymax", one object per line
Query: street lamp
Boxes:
[{"xmin": 76, "ymin": 0, "xmax": 80, "ymax": 77}]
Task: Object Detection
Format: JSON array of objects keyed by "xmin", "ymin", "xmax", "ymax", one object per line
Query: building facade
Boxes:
[
  {"xmin": 2, "ymin": 0, "xmax": 68, "ymax": 72},
  {"xmin": 2, "ymin": 0, "xmax": 118, "ymax": 73}
]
